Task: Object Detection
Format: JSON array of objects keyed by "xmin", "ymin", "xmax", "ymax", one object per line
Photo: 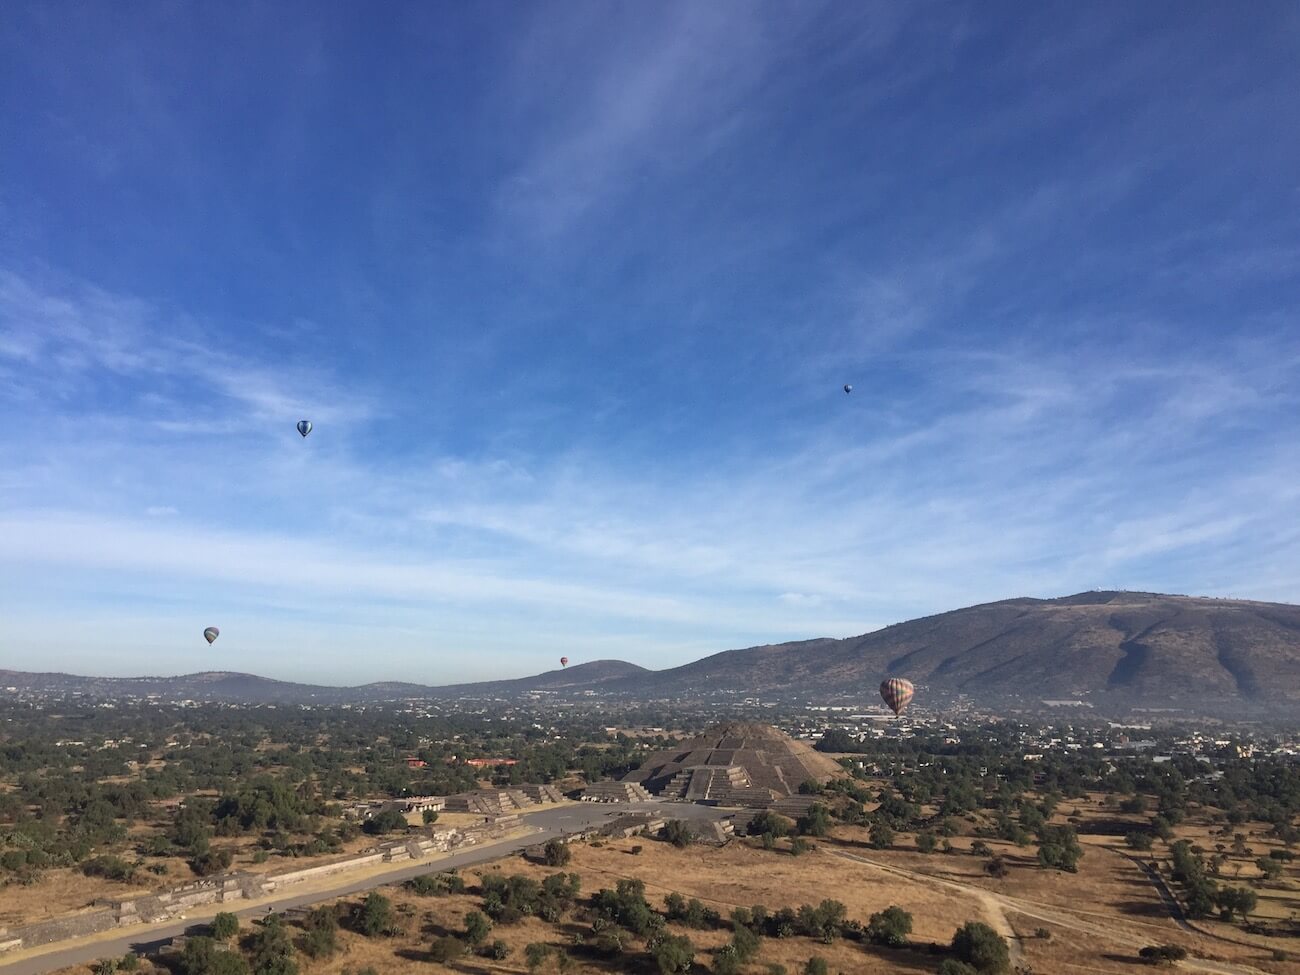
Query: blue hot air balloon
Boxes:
[
  {"xmin": 297, "ymin": 420, "xmax": 312, "ymax": 438},
  {"xmin": 843, "ymin": 384, "xmax": 853, "ymax": 394}
]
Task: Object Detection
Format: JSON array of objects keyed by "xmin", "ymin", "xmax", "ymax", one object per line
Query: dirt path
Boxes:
[{"xmin": 824, "ymin": 848, "xmax": 1267, "ymax": 975}]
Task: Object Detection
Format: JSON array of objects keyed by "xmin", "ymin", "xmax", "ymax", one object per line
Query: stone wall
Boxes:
[{"xmin": 0, "ymin": 817, "xmax": 534, "ymax": 954}]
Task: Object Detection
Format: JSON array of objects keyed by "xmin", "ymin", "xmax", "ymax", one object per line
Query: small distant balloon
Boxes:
[
  {"xmin": 879, "ymin": 677, "xmax": 914, "ymax": 717},
  {"xmin": 297, "ymin": 420, "xmax": 313, "ymax": 438},
  {"xmin": 560, "ymin": 656, "xmax": 569, "ymax": 668},
  {"xmin": 203, "ymin": 627, "xmax": 220, "ymax": 645},
  {"xmin": 843, "ymin": 384, "xmax": 853, "ymax": 394}
]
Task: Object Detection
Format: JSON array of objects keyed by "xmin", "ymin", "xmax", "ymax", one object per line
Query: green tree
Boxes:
[
  {"xmin": 866, "ymin": 905, "xmax": 913, "ymax": 947},
  {"xmin": 543, "ymin": 838, "xmax": 571, "ymax": 866},
  {"xmin": 353, "ymin": 892, "xmax": 396, "ymax": 937},
  {"xmin": 663, "ymin": 819, "xmax": 693, "ymax": 848},
  {"xmin": 869, "ymin": 822, "xmax": 894, "ymax": 849},
  {"xmin": 301, "ymin": 906, "xmax": 339, "ymax": 959},
  {"xmin": 362, "ymin": 808, "xmax": 407, "ymax": 835},
  {"xmin": 464, "ymin": 910, "xmax": 492, "ymax": 946},
  {"xmin": 486, "ymin": 939, "xmax": 510, "ymax": 960},
  {"xmin": 916, "ymin": 831, "xmax": 938, "ymax": 854},
  {"xmin": 1126, "ymin": 832, "xmax": 1154, "ymax": 852},
  {"xmin": 1256, "ymin": 857, "xmax": 1282, "ymax": 882},
  {"xmin": 422, "ymin": 809, "xmax": 439, "ymax": 825},
  {"xmin": 951, "ymin": 921, "xmax": 1010, "ymax": 974},
  {"xmin": 524, "ymin": 943, "xmax": 553, "ymax": 971},
  {"xmin": 802, "ymin": 958, "xmax": 828, "ymax": 975},
  {"xmin": 429, "ymin": 936, "xmax": 466, "ymax": 963},
  {"xmin": 652, "ymin": 933, "xmax": 694, "ymax": 974},
  {"xmin": 249, "ymin": 915, "xmax": 298, "ymax": 975},
  {"xmin": 797, "ymin": 804, "xmax": 831, "ymax": 838},
  {"xmin": 211, "ymin": 912, "xmax": 239, "ymax": 941},
  {"xmin": 179, "ymin": 936, "xmax": 251, "ymax": 975}
]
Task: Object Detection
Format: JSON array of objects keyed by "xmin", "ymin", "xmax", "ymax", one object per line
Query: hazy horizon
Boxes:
[{"xmin": 3, "ymin": 4, "xmax": 1298, "ymax": 683}]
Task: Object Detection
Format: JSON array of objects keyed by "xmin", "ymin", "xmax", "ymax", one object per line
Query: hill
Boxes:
[
  {"xmin": 2, "ymin": 592, "xmax": 1297, "ymax": 714},
  {"xmin": 606, "ymin": 591, "xmax": 1300, "ymax": 712}
]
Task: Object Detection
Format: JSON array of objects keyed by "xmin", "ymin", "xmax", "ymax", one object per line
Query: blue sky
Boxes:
[{"xmin": 2, "ymin": 2, "xmax": 1298, "ymax": 684}]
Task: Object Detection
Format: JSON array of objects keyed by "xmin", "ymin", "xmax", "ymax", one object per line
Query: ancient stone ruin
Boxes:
[{"xmin": 620, "ymin": 721, "xmax": 842, "ymax": 807}]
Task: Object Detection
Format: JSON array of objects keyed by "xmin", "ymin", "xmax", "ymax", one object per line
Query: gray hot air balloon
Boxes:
[
  {"xmin": 297, "ymin": 420, "xmax": 312, "ymax": 438},
  {"xmin": 843, "ymin": 384, "xmax": 853, "ymax": 394},
  {"xmin": 203, "ymin": 626, "xmax": 220, "ymax": 645}
]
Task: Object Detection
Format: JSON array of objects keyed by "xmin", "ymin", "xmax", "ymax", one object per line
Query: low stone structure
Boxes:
[
  {"xmin": 0, "ymin": 815, "xmax": 533, "ymax": 955},
  {"xmin": 580, "ymin": 781, "xmax": 652, "ymax": 802},
  {"xmin": 443, "ymin": 787, "xmax": 561, "ymax": 816}
]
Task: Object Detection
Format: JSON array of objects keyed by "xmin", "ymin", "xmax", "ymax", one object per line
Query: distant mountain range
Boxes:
[{"xmin": 3, "ymin": 592, "xmax": 1297, "ymax": 715}]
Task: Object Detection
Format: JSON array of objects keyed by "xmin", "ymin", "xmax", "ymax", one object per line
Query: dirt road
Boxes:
[{"xmin": 825, "ymin": 848, "xmax": 1267, "ymax": 975}]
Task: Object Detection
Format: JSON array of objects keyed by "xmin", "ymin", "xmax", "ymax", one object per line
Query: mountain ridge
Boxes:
[{"xmin": 3, "ymin": 592, "xmax": 1297, "ymax": 714}]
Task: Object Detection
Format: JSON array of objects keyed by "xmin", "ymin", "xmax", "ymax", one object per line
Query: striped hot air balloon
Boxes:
[
  {"xmin": 879, "ymin": 677, "xmax": 914, "ymax": 716},
  {"xmin": 203, "ymin": 626, "xmax": 220, "ymax": 645}
]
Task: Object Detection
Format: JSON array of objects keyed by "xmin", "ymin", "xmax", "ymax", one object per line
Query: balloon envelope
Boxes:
[
  {"xmin": 560, "ymin": 657, "xmax": 569, "ymax": 668},
  {"xmin": 297, "ymin": 420, "xmax": 312, "ymax": 437},
  {"xmin": 203, "ymin": 627, "xmax": 220, "ymax": 645},
  {"xmin": 879, "ymin": 677, "xmax": 914, "ymax": 716},
  {"xmin": 843, "ymin": 384, "xmax": 853, "ymax": 394}
]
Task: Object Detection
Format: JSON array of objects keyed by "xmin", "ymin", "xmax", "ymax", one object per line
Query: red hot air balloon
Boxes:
[
  {"xmin": 879, "ymin": 677, "xmax": 914, "ymax": 716},
  {"xmin": 560, "ymin": 657, "xmax": 569, "ymax": 668}
]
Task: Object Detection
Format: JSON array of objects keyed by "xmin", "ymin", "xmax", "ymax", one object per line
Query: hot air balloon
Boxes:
[
  {"xmin": 297, "ymin": 420, "xmax": 312, "ymax": 438},
  {"xmin": 843, "ymin": 384, "xmax": 853, "ymax": 394},
  {"xmin": 560, "ymin": 657, "xmax": 569, "ymax": 668},
  {"xmin": 879, "ymin": 677, "xmax": 914, "ymax": 716},
  {"xmin": 203, "ymin": 627, "xmax": 220, "ymax": 645}
]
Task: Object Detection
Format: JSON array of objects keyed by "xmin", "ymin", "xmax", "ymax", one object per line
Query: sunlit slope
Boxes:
[{"xmin": 606, "ymin": 591, "xmax": 1300, "ymax": 708}]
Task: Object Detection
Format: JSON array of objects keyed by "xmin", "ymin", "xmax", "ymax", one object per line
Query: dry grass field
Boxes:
[{"xmin": 49, "ymin": 815, "xmax": 1300, "ymax": 975}]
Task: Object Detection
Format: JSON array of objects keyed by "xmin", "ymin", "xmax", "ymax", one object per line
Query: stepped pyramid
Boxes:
[{"xmin": 621, "ymin": 722, "xmax": 842, "ymax": 805}]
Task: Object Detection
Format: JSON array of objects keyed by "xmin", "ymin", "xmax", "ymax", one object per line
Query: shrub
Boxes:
[
  {"xmin": 970, "ymin": 840, "xmax": 992, "ymax": 857},
  {"xmin": 951, "ymin": 921, "xmax": 1011, "ymax": 973},
  {"xmin": 1138, "ymin": 944, "xmax": 1187, "ymax": 965},
  {"xmin": 464, "ymin": 910, "xmax": 492, "ymax": 946},
  {"xmin": 866, "ymin": 905, "xmax": 913, "ymax": 947},
  {"xmin": 352, "ymin": 892, "xmax": 397, "ymax": 937},
  {"xmin": 916, "ymin": 831, "xmax": 938, "ymax": 854},
  {"xmin": 1033, "ymin": 927, "xmax": 1050, "ymax": 940},
  {"xmin": 938, "ymin": 962, "xmax": 980, "ymax": 975},
  {"xmin": 211, "ymin": 912, "xmax": 239, "ymax": 941},
  {"xmin": 178, "ymin": 936, "xmax": 250, "ymax": 975},
  {"xmin": 869, "ymin": 822, "xmax": 895, "ymax": 849},
  {"xmin": 429, "ymin": 936, "xmax": 466, "ymax": 962},
  {"xmin": 422, "ymin": 809, "xmax": 439, "ymax": 825},
  {"xmin": 118, "ymin": 956, "xmax": 139, "ymax": 972},
  {"xmin": 802, "ymin": 957, "xmax": 828, "ymax": 975},
  {"xmin": 248, "ymin": 914, "xmax": 297, "ymax": 975},
  {"xmin": 790, "ymin": 837, "xmax": 811, "ymax": 856},
  {"xmin": 362, "ymin": 808, "xmax": 408, "ymax": 835},
  {"xmin": 985, "ymin": 856, "xmax": 1009, "ymax": 878},
  {"xmin": 797, "ymin": 804, "xmax": 831, "ymax": 837},
  {"xmin": 1126, "ymin": 832, "xmax": 1154, "ymax": 851},
  {"xmin": 524, "ymin": 943, "xmax": 553, "ymax": 971},
  {"xmin": 486, "ymin": 938, "xmax": 511, "ymax": 960},
  {"xmin": 653, "ymin": 933, "xmax": 694, "ymax": 974},
  {"xmin": 631, "ymin": 844, "xmax": 644, "ymax": 855},
  {"xmin": 543, "ymin": 839, "xmax": 571, "ymax": 866},
  {"xmin": 82, "ymin": 856, "xmax": 136, "ymax": 883},
  {"xmin": 663, "ymin": 820, "xmax": 693, "ymax": 848}
]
